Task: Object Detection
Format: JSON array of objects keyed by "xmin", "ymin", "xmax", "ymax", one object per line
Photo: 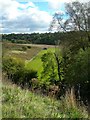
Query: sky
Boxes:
[{"xmin": 0, "ymin": 0, "xmax": 89, "ymax": 34}]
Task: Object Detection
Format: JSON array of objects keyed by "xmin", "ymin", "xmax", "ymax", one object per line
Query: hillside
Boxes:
[
  {"xmin": 2, "ymin": 41, "xmax": 90, "ymax": 118},
  {"xmin": 2, "ymin": 78, "xmax": 89, "ymax": 118}
]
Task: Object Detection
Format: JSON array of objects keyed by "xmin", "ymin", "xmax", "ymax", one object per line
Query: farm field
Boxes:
[
  {"xmin": 17, "ymin": 43, "xmax": 56, "ymax": 48},
  {"xmin": 2, "ymin": 42, "xmax": 55, "ymax": 59}
]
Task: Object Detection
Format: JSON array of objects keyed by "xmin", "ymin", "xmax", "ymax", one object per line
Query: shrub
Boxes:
[
  {"xmin": 27, "ymin": 46, "xmax": 31, "ymax": 49},
  {"xmin": 2, "ymin": 57, "xmax": 25, "ymax": 80},
  {"xmin": 23, "ymin": 69, "xmax": 37, "ymax": 87},
  {"xmin": 2, "ymin": 57, "xmax": 37, "ymax": 87},
  {"xmin": 22, "ymin": 46, "xmax": 27, "ymax": 51}
]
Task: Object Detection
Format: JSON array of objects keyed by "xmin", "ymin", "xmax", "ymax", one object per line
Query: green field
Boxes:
[{"xmin": 25, "ymin": 48, "xmax": 56, "ymax": 79}]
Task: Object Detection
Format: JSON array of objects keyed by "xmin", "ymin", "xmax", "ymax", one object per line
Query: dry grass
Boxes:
[
  {"xmin": 17, "ymin": 43, "xmax": 55, "ymax": 48},
  {"xmin": 59, "ymin": 87, "xmax": 89, "ymax": 118},
  {"xmin": 2, "ymin": 42, "xmax": 41, "ymax": 60}
]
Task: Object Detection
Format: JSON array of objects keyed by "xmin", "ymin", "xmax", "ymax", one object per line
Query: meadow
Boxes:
[{"xmin": 2, "ymin": 42, "xmax": 41, "ymax": 60}]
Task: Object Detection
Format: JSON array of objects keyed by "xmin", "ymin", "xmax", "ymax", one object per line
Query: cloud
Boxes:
[
  {"xmin": 47, "ymin": 0, "xmax": 75, "ymax": 10},
  {"xmin": 47, "ymin": 0, "xmax": 90, "ymax": 10},
  {"xmin": 0, "ymin": 0, "xmax": 20, "ymax": 20},
  {"xmin": 1, "ymin": 0, "xmax": 89, "ymax": 33},
  {"xmin": 0, "ymin": 0, "xmax": 52, "ymax": 33},
  {"xmin": 48, "ymin": 0, "xmax": 63, "ymax": 10}
]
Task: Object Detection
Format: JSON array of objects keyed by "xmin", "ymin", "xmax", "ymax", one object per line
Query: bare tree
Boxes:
[
  {"xmin": 49, "ymin": 1, "xmax": 90, "ymax": 51},
  {"xmin": 65, "ymin": 1, "xmax": 90, "ymax": 41},
  {"xmin": 50, "ymin": 1, "xmax": 90, "ymax": 38}
]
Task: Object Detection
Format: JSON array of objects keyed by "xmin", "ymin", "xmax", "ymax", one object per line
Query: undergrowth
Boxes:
[{"xmin": 2, "ymin": 82, "xmax": 89, "ymax": 118}]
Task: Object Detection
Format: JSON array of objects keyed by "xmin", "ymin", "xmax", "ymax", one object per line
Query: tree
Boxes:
[
  {"xmin": 65, "ymin": 2, "xmax": 90, "ymax": 32},
  {"xmin": 41, "ymin": 52, "xmax": 59, "ymax": 86},
  {"xmin": 48, "ymin": 1, "xmax": 90, "ymax": 101},
  {"xmin": 2, "ymin": 57, "xmax": 25, "ymax": 80},
  {"xmin": 49, "ymin": 1, "xmax": 90, "ymax": 50},
  {"xmin": 65, "ymin": 1, "xmax": 90, "ymax": 49}
]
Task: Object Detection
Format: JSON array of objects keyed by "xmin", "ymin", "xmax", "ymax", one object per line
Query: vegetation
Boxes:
[
  {"xmin": 2, "ymin": 0, "xmax": 90, "ymax": 118},
  {"xmin": 2, "ymin": 31, "xmax": 90, "ymax": 45},
  {"xmin": 2, "ymin": 42, "xmax": 41, "ymax": 60},
  {"xmin": 2, "ymin": 56, "xmax": 37, "ymax": 88},
  {"xmin": 48, "ymin": 0, "xmax": 90, "ymax": 104},
  {"xmin": 2, "ymin": 79, "xmax": 89, "ymax": 118},
  {"xmin": 25, "ymin": 48, "xmax": 55, "ymax": 78}
]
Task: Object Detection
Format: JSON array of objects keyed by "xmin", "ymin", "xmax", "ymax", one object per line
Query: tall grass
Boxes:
[
  {"xmin": 59, "ymin": 88, "xmax": 89, "ymax": 118},
  {"xmin": 2, "ymin": 81, "xmax": 89, "ymax": 118}
]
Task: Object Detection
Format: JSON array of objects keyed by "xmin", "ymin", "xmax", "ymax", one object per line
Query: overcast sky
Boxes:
[{"xmin": 0, "ymin": 0, "xmax": 89, "ymax": 34}]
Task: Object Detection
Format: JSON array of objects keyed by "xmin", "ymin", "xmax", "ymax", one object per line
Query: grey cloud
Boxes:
[
  {"xmin": 2, "ymin": 13, "xmax": 51, "ymax": 33},
  {"xmin": 0, "ymin": 0, "xmax": 52, "ymax": 33}
]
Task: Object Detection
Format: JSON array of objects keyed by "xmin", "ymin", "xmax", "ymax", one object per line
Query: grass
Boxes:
[
  {"xmin": 2, "ymin": 42, "xmax": 41, "ymax": 60},
  {"xmin": 2, "ymin": 42, "xmax": 90, "ymax": 118},
  {"xmin": 2, "ymin": 79, "xmax": 89, "ymax": 118},
  {"xmin": 25, "ymin": 48, "xmax": 56, "ymax": 79}
]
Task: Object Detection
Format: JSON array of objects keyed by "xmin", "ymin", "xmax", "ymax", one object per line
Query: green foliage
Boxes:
[
  {"xmin": 41, "ymin": 52, "xmax": 59, "ymax": 86},
  {"xmin": 2, "ymin": 57, "xmax": 37, "ymax": 87},
  {"xmin": 61, "ymin": 46, "xmax": 90, "ymax": 103},
  {"xmin": 2, "ymin": 83, "xmax": 89, "ymax": 118},
  {"xmin": 2, "ymin": 31, "xmax": 90, "ymax": 45},
  {"xmin": 62, "ymin": 48, "xmax": 90, "ymax": 86},
  {"xmin": 2, "ymin": 57, "xmax": 25, "ymax": 78}
]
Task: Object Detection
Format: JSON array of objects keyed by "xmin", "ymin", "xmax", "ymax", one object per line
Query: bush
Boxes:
[
  {"xmin": 22, "ymin": 46, "xmax": 27, "ymax": 51},
  {"xmin": 23, "ymin": 69, "xmax": 37, "ymax": 87},
  {"xmin": 27, "ymin": 46, "xmax": 31, "ymax": 49},
  {"xmin": 3, "ymin": 57, "xmax": 37, "ymax": 87},
  {"xmin": 2, "ymin": 57, "xmax": 25, "ymax": 80}
]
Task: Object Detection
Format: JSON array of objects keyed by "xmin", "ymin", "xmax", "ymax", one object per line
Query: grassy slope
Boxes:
[
  {"xmin": 2, "ymin": 42, "xmax": 41, "ymax": 60},
  {"xmin": 25, "ymin": 48, "xmax": 55, "ymax": 79},
  {"xmin": 2, "ymin": 42, "xmax": 90, "ymax": 118},
  {"xmin": 2, "ymin": 79, "xmax": 89, "ymax": 118}
]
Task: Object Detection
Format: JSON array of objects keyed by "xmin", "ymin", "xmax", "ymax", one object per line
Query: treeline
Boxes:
[
  {"xmin": 2, "ymin": 32, "xmax": 60, "ymax": 45},
  {"xmin": 2, "ymin": 31, "xmax": 90, "ymax": 45}
]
